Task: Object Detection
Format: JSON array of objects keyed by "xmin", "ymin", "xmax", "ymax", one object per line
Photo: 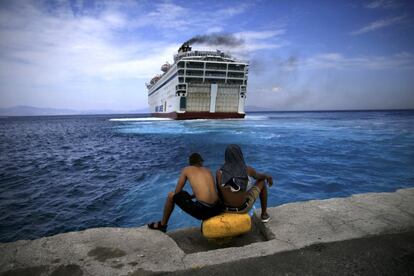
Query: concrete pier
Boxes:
[{"xmin": 1, "ymin": 188, "xmax": 413, "ymax": 275}]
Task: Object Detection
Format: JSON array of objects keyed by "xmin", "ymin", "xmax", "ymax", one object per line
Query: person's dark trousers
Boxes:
[{"xmin": 173, "ymin": 191, "xmax": 222, "ymax": 220}]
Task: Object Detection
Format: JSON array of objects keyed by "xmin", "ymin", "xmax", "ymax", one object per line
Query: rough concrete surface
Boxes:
[
  {"xmin": 0, "ymin": 227, "xmax": 185, "ymax": 275},
  {"xmin": 169, "ymin": 231, "xmax": 414, "ymax": 276},
  {"xmin": 1, "ymin": 188, "xmax": 413, "ymax": 275}
]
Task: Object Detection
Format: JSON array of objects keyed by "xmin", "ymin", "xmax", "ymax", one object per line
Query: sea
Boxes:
[{"xmin": 1, "ymin": 110, "xmax": 414, "ymax": 243}]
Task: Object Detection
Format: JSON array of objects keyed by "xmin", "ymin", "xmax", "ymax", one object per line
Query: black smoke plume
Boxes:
[{"xmin": 182, "ymin": 34, "xmax": 244, "ymax": 48}]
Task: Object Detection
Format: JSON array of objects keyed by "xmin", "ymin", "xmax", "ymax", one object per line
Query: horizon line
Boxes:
[{"xmin": 1, "ymin": 108, "xmax": 414, "ymax": 118}]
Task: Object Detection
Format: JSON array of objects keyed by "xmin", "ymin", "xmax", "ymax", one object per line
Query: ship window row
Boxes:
[
  {"xmin": 205, "ymin": 79, "xmax": 226, "ymax": 84},
  {"xmin": 206, "ymin": 72, "xmax": 226, "ymax": 77},
  {"xmin": 186, "ymin": 62, "xmax": 204, "ymax": 69},
  {"xmin": 182, "ymin": 57, "xmax": 227, "ymax": 62},
  {"xmin": 184, "ymin": 71, "xmax": 203, "ymax": 76},
  {"xmin": 175, "ymin": 51, "xmax": 231, "ymax": 60},
  {"xmin": 178, "ymin": 68, "xmax": 248, "ymax": 73},
  {"xmin": 185, "ymin": 78, "xmax": 228, "ymax": 84},
  {"xmin": 178, "ymin": 69, "xmax": 244, "ymax": 78},
  {"xmin": 177, "ymin": 78, "xmax": 246, "ymax": 85},
  {"xmin": 192, "ymin": 78, "xmax": 244, "ymax": 84},
  {"xmin": 177, "ymin": 61, "xmax": 246, "ymax": 71},
  {"xmin": 228, "ymin": 72, "xmax": 245, "ymax": 78},
  {"xmin": 206, "ymin": 64, "xmax": 227, "ymax": 70},
  {"xmin": 179, "ymin": 74, "xmax": 245, "ymax": 79},
  {"xmin": 203, "ymin": 57, "xmax": 226, "ymax": 62},
  {"xmin": 185, "ymin": 88, "xmax": 242, "ymax": 95}
]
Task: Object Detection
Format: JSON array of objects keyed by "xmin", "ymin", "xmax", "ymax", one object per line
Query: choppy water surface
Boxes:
[{"xmin": 1, "ymin": 111, "xmax": 413, "ymax": 242}]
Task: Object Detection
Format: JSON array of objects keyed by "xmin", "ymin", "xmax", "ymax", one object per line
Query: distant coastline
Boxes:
[
  {"xmin": 0, "ymin": 105, "xmax": 413, "ymax": 117},
  {"xmin": 0, "ymin": 105, "xmax": 149, "ymax": 117}
]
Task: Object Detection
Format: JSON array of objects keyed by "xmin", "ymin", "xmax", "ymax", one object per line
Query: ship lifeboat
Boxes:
[
  {"xmin": 150, "ymin": 75, "xmax": 161, "ymax": 85},
  {"xmin": 161, "ymin": 63, "xmax": 171, "ymax": 73}
]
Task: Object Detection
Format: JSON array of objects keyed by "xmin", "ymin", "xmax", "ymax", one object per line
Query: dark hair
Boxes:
[{"xmin": 189, "ymin": 153, "xmax": 204, "ymax": 166}]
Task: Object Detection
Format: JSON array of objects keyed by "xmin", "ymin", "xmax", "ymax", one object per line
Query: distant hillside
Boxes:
[
  {"xmin": 0, "ymin": 106, "xmax": 77, "ymax": 116},
  {"xmin": 0, "ymin": 106, "xmax": 149, "ymax": 116}
]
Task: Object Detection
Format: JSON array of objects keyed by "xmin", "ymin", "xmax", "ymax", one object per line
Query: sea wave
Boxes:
[
  {"xmin": 1, "ymin": 111, "xmax": 414, "ymax": 242},
  {"xmin": 109, "ymin": 117, "xmax": 171, "ymax": 122},
  {"xmin": 244, "ymin": 115, "xmax": 270, "ymax": 120}
]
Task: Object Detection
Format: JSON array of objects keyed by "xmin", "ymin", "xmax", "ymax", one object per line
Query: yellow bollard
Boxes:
[{"xmin": 201, "ymin": 213, "xmax": 251, "ymax": 239}]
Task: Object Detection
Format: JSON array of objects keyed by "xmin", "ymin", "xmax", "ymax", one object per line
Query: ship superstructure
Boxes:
[{"xmin": 146, "ymin": 44, "xmax": 248, "ymax": 119}]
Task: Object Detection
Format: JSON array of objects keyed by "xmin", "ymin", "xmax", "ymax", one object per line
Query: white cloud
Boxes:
[
  {"xmin": 254, "ymin": 86, "xmax": 282, "ymax": 93},
  {"xmin": 140, "ymin": 2, "xmax": 190, "ymax": 29},
  {"xmin": 271, "ymin": 86, "xmax": 281, "ymax": 92},
  {"xmin": 235, "ymin": 30, "xmax": 285, "ymax": 40},
  {"xmin": 98, "ymin": 45, "xmax": 180, "ymax": 80},
  {"xmin": 0, "ymin": 0, "xmax": 283, "ymax": 110},
  {"xmin": 300, "ymin": 52, "xmax": 414, "ymax": 70},
  {"xmin": 130, "ymin": 1, "xmax": 250, "ymax": 33},
  {"xmin": 215, "ymin": 4, "xmax": 250, "ymax": 17},
  {"xmin": 206, "ymin": 26, "xmax": 224, "ymax": 33},
  {"xmin": 231, "ymin": 30, "xmax": 287, "ymax": 55},
  {"xmin": 101, "ymin": 12, "xmax": 127, "ymax": 28},
  {"xmin": 364, "ymin": 0, "xmax": 402, "ymax": 9},
  {"xmin": 350, "ymin": 15, "xmax": 406, "ymax": 35},
  {"xmin": 0, "ymin": 1, "xmax": 281, "ymax": 85},
  {"xmin": 0, "ymin": 1, "xmax": 180, "ymax": 86}
]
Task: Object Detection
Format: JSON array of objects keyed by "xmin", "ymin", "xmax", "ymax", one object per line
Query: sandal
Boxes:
[
  {"xmin": 261, "ymin": 214, "xmax": 271, "ymax": 223},
  {"xmin": 147, "ymin": 221, "xmax": 167, "ymax": 232}
]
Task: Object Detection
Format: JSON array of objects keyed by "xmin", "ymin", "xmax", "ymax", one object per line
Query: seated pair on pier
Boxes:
[{"xmin": 147, "ymin": 144, "xmax": 273, "ymax": 233}]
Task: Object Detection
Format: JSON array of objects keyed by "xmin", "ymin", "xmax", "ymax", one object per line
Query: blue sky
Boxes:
[{"xmin": 0, "ymin": 0, "xmax": 413, "ymax": 111}]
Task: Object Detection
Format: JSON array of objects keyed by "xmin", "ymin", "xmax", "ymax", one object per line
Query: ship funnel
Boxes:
[{"xmin": 178, "ymin": 43, "xmax": 192, "ymax": 53}]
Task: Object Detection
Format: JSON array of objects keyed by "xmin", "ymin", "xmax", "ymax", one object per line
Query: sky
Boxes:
[{"xmin": 0, "ymin": 0, "xmax": 413, "ymax": 111}]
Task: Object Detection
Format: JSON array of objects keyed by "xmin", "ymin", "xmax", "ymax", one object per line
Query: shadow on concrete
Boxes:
[{"xmin": 167, "ymin": 218, "xmax": 269, "ymax": 254}]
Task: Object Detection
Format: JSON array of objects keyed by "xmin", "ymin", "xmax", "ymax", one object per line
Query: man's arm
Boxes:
[
  {"xmin": 247, "ymin": 166, "xmax": 273, "ymax": 187},
  {"xmin": 174, "ymin": 168, "xmax": 188, "ymax": 194}
]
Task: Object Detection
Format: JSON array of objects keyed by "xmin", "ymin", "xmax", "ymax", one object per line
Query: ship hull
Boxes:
[{"xmin": 151, "ymin": 112, "xmax": 245, "ymax": 120}]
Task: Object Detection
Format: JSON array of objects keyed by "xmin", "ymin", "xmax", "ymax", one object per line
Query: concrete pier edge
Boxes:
[{"xmin": 1, "ymin": 188, "xmax": 413, "ymax": 275}]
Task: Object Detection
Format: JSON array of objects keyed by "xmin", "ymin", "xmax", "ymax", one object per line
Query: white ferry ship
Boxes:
[{"xmin": 146, "ymin": 44, "xmax": 248, "ymax": 119}]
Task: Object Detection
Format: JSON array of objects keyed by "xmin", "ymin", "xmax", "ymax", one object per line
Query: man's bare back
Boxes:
[
  {"xmin": 179, "ymin": 166, "xmax": 218, "ymax": 205},
  {"xmin": 148, "ymin": 152, "xmax": 222, "ymax": 232}
]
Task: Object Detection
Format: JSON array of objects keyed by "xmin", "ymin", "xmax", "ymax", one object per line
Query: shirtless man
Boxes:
[{"xmin": 148, "ymin": 153, "xmax": 221, "ymax": 232}]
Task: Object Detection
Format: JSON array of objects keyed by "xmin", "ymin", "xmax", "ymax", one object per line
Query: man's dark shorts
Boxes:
[{"xmin": 173, "ymin": 191, "xmax": 222, "ymax": 220}]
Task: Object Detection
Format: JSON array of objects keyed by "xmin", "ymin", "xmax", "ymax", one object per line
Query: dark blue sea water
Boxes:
[{"xmin": 1, "ymin": 111, "xmax": 414, "ymax": 242}]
